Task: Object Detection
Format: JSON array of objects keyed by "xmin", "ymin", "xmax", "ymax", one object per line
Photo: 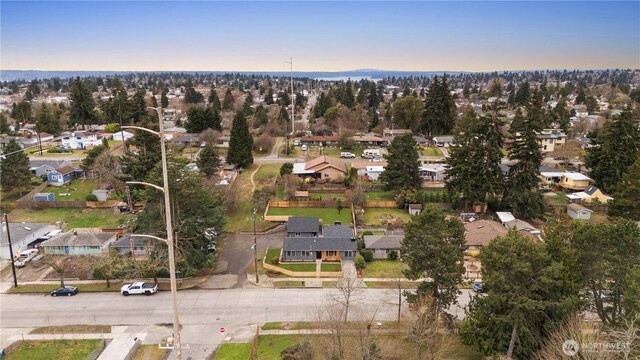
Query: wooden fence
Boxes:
[
  {"xmin": 268, "ymin": 200, "xmax": 348, "ymax": 208},
  {"xmin": 364, "ymin": 200, "xmax": 398, "ymax": 208},
  {"xmin": 13, "ymin": 182, "xmax": 48, "ymax": 206},
  {"xmin": 15, "ymin": 200, "xmax": 87, "ymax": 209},
  {"xmin": 86, "ymin": 200, "xmax": 122, "ymax": 208}
]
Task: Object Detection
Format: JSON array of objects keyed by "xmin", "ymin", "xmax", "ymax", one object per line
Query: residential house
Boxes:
[
  {"xmin": 40, "ymin": 231, "xmax": 117, "ymax": 256},
  {"xmin": 420, "ymin": 164, "xmax": 447, "ymax": 182},
  {"xmin": 351, "ymin": 160, "xmax": 387, "ymax": 177},
  {"xmin": 282, "ymin": 218, "xmax": 356, "ymax": 262},
  {"xmin": 168, "ymin": 134, "xmax": 200, "ymax": 147},
  {"xmin": 464, "ymin": 219, "xmax": 508, "ymax": 255},
  {"xmin": 350, "ymin": 134, "xmax": 387, "ymax": 147},
  {"xmin": 408, "ymin": 204, "xmax": 422, "ymax": 216},
  {"xmin": 566, "ymin": 185, "xmax": 613, "ymax": 203},
  {"xmin": 292, "ymin": 156, "xmax": 348, "ymax": 181},
  {"xmin": 433, "ymin": 136, "xmax": 454, "ymax": 147},
  {"xmin": 61, "ymin": 131, "xmax": 101, "ymax": 149},
  {"xmin": 47, "ymin": 165, "xmax": 81, "ymax": 187},
  {"xmin": 0, "ymin": 136, "xmax": 22, "ymax": 149},
  {"xmin": 0, "ymin": 222, "xmax": 51, "ymax": 259},
  {"xmin": 286, "ymin": 217, "xmax": 322, "ymax": 237},
  {"xmin": 560, "ymin": 172, "xmax": 592, "ymax": 191},
  {"xmin": 216, "ymin": 136, "xmax": 231, "ymax": 148},
  {"xmin": 382, "ymin": 128, "xmax": 411, "ymax": 140},
  {"xmin": 364, "ymin": 233, "xmax": 403, "ymax": 259},
  {"xmin": 567, "ymin": 203, "xmax": 593, "ymax": 220},
  {"xmin": 366, "ymin": 165, "xmax": 385, "ymax": 181},
  {"xmin": 299, "ymin": 136, "xmax": 339, "ymax": 147},
  {"xmin": 29, "ymin": 159, "xmax": 72, "ymax": 178},
  {"xmin": 112, "ymin": 130, "xmax": 135, "ymax": 141},
  {"xmin": 110, "ymin": 234, "xmax": 147, "ymax": 256},
  {"xmin": 413, "ymin": 135, "xmax": 429, "ymax": 146},
  {"xmin": 537, "ymin": 129, "xmax": 567, "ymax": 152},
  {"xmin": 496, "ymin": 211, "xmax": 542, "ymax": 240},
  {"xmin": 38, "ymin": 132, "xmax": 54, "ymax": 143}
]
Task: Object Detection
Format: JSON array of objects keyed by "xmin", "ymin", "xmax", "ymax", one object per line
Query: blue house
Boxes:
[{"xmin": 48, "ymin": 165, "xmax": 80, "ymax": 187}]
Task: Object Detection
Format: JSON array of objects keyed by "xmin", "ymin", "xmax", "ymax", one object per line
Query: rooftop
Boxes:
[
  {"xmin": 464, "ymin": 220, "xmax": 508, "ymax": 247},
  {"xmin": 41, "ymin": 231, "xmax": 116, "ymax": 247}
]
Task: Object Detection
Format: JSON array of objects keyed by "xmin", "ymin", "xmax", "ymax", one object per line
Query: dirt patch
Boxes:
[
  {"xmin": 44, "ymin": 256, "xmax": 96, "ymax": 280},
  {"xmin": 30, "ymin": 325, "xmax": 111, "ymax": 334}
]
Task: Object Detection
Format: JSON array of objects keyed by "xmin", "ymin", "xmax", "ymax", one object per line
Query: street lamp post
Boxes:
[
  {"xmin": 253, "ymin": 208, "xmax": 259, "ymax": 284},
  {"xmin": 123, "ymin": 106, "xmax": 183, "ymax": 360}
]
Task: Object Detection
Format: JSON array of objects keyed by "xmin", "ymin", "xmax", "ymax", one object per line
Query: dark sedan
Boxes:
[{"xmin": 50, "ymin": 286, "xmax": 78, "ymax": 297}]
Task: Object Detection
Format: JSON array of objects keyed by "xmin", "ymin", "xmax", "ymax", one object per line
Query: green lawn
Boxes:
[
  {"xmin": 273, "ymin": 281, "xmax": 306, "ymax": 288},
  {"xmin": 322, "ymin": 281, "xmax": 338, "ymax": 287},
  {"xmin": 42, "ymin": 179, "xmax": 101, "ymax": 201},
  {"xmin": 307, "ymin": 192, "xmax": 345, "ymax": 201},
  {"xmin": 254, "ymin": 164, "xmax": 281, "ymax": 183},
  {"xmin": 214, "ymin": 342, "xmax": 252, "ymax": 360},
  {"xmin": 8, "ymin": 282, "xmax": 122, "ymax": 294},
  {"xmin": 321, "ymin": 263, "xmax": 342, "ymax": 272},
  {"xmin": 8, "ymin": 208, "xmax": 134, "ymax": 230},
  {"xmin": 363, "ymin": 208, "xmax": 411, "ymax": 225},
  {"xmin": 365, "ymin": 191, "xmax": 396, "ymax": 201},
  {"xmin": 6, "ymin": 339, "xmax": 104, "ymax": 360},
  {"xmin": 267, "ymin": 207, "xmax": 352, "ymax": 224},
  {"xmin": 278, "ymin": 263, "xmax": 317, "ymax": 272},
  {"xmin": 419, "ymin": 147, "xmax": 443, "ymax": 157},
  {"xmin": 254, "ymin": 335, "xmax": 303, "ymax": 360},
  {"xmin": 364, "ymin": 281, "xmax": 419, "ymax": 289},
  {"xmin": 265, "ymin": 248, "xmax": 281, "ymax": 264},
  {"xmin": 261, "ymin": 322, "xmax": 317, "ymax": 330},
  {"xmin": 225, "ymin": 164, "xmax": 273, "ymax": 232},
  {"xmin": 362, "ymin": 260, "xmax": 406, "ymax": 278},
  {"xmin": 130, "ymin": 344, "xmax": 169, "ymax": 360}
]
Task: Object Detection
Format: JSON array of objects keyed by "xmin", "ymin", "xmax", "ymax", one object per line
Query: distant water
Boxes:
[{"xmin": 314, "ymin": 76, "xmax": 375, "ymax": 82}]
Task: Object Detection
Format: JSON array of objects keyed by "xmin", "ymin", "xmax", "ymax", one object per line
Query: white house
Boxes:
[
  {"xmin": 567, "ymin": 203, "xmax": 593, "ymax": 220},
  {"xmin": 61, "ymin": 131, "xmax": 101, "ymax": 149},
  {"xmin": 366, "ymin": 166, "xmax": 385, "ymax": 181},
  {"xmin": 433, "ymin": 136, "xmax": 454, "ymax": 147},
  {"xmin": 112, "ymin": 130, "xmax": 135, "ymax": 141},
  {"xmin": 420, "ymin": 164, "xmax": 447, "ymax": 182}
]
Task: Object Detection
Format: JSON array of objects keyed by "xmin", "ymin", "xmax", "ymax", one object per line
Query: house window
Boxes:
[
  {"xmin": 324, "ymin": 173, "xmax": 330, "ymax": 178},
  {"xmin": 285, "ymin": 251, "xmax": 294, "ymax": 257},
  {"xmin": 343, "ymin": 251, "xmax": 354, "ymax": 257},
  {"xmin": 543, "ymin": 145, "xmax": 547, "ymax": 150},
  {"xmin": 302, "ymin": 251, "xmax": 311, "ymax": 257},
  {"xmin": 295, "ymin": 232, "xmax": 301, "ymax": 237},
  {"xmin": 327, "ymin": 251, "xmax": 337, "ymax": 257}
]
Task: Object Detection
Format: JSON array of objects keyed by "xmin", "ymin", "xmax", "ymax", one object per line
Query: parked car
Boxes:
[
  {"xmin": 293, "ymin": 139, "xmax": 301, "ymax": 146},
  {"xmin": 121, "ymin": 282, "xmax": 158, "ymax": 296},
  {"xmin": 472, "ymin": 281, "xmax": 485, "ymax": 293},
  {"xmin": 14, "ymin": 249, "xmax": 39, "ymax": 268},
  {"xmin": 51, "ymin": 286, "xmax": 79, "ymax": 297},
  {"xmin": 301, "ymin": 145, "xmax": 308, "ymax": 151},
  {"xmin": 340, "ymin": 152, "xmax": 355, "ymax": 158}
]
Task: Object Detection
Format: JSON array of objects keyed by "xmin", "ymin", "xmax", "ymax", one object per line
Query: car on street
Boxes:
[
  {"xmin": 340, "ymin": 152, "xmax": 355, "ymax": 158},
  {"xmin": 472, "ymin": 281, "xmax": 485, "ymax": 293},
  {"xmin": 301, "ymin": 144, "xmax": 308, "ymax": 151},
  {"xmin": 121, "ymin": 282, "xmax": 158, "ymax": 296},
  {"xmin": 50, "ymin": 286, "xmax": 79, "ymax": 297},
  {"xmin": 293, "ymin": 139, "xmax": 301, "ymax": 146}
]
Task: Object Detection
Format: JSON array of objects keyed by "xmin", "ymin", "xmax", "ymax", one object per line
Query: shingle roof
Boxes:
[
  {"xmin": 364, "ymin": 234, "xmax": 403, "ymax": 249},
  {"xmin": 583, "ymin": 185, "xmax": 598, "ymax": 196},
  {"xmin": 286, "ymin": 217, "xmax": 321, "ymax": 234},
  {"xmin": 464, "ymin": 220, "xmax": 508, "ymax": 247},
  {"xmin": 110, "ymin": 234, "xmax": 148, "ymax": 248},
  {"xmin": 568, "ymin": 203, "xmax": 593, "ymax": 213},
  {"xmin": 0, "ymin": 223, "xmax": 50, "ymax": 243},
  {"xmin": 54, "ymin": 165, "xmax": 78, "ymax": 175},
  {"xmin": 304, "ymin": 156, "xmax": 347, "ymax": 173},
  {"xmin": 41, "ymin": 232, "xmax": 116, "ymax": 247},
  {"xmin": 30, "ymin": 160, "xmax": 71, "ymax": 169},
  {"xmin": 322, "ymin": 224, "xmax": 354, "ymax": 238}
]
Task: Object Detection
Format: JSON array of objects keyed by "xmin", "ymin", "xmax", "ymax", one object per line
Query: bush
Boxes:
[
  {"xmin": 270, "ymin": 258, "xmax": 280, "ymax": 265},
  {"xmin": 48, "ymin": 146, "xmax": 72, "ymax": 153},
  {"xmin": 354, "ymin": 254, "xmax": 366, "ymax": 270},
  {"xmin": 387, "ymin": 249, "xmax": 398, "ymax": 260},
  {"xmin": 85, "ymin": 194, "xmax": 98, "ymax": 201},
  {"xmin": 281, "ymin": 340, "xmax": 314, "ymax": 360},
  {"xmin": 362, "ymin": 230, "xmax": 373, "ymax": 236},
  {"xmin": 280, "ymin": 163, "xmax": 293, "ymax": 176},
  {"xmin": 360, "ymin": 249, "xmax": 373, "ymax": 262}
]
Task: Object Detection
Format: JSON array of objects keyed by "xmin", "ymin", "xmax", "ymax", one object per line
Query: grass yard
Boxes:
[
  {"xmin": 363, "ymin": 208, "xmax": 411, "ymax": 225},
  {"xmin": 254, "ymin": 335, "xmax": 303, "ymax": 360},
  {"xmin": 30, "ymin": 325, "xmax": 111, "ymax": 334},
  {"xmin": 365, "ymin": 191, "xmax": 396, "ymax": 201},
  {"xmin": 307, "ymin": 192, "xmax": 345, "ymax": 201},
  {"xmin": 362, "ymin": 260, "xmax": 406, "ymax": 278},
  {"xmin": 8, "ymin": 282, "xmax": 122, "ymax": 294},
  {"xmin": 42, "ymin": 178, "xmax": 101, "ymax": 201},
  {"xmin": 419, "ymin": 147, "xmax": 443, "ymax": 157},
  {"xmin": 225, "ymin": 164, "xmax": 273, "ymax": 232},
  {"xmin": 273, "ymin": 281, "xmax": 305, "ymax": 288},
  {"xmin": 267, "ymin": 207, "xmax": 352, "ymax": 224},
  {"xmin": 261, "ymin": 322, "xmax": 317, "ymax": 330},
  {"xmin": 320, "ymin": 263, "xmax": 341, "ymax": 272},
  {"xmin": 278, "ymin": 263, "xmax": 317, "ymax": 272},
  {"xmin": 8, "ymin": 208, "xmax": 134, "ymax": 230},
  {"xmin": 254, "ymin": 163, "xmax": 280, "ymax": 186},
  {"xmin": 544, "ymin": 192, "xmax": 568, "ymax": 207},
  {"xmin": 5, "ymin": 339, "xmax": 105, "ymax": 360},
  {"xmin": 265, "ymin": 248, "xmax": 281, "ymax": 264},
  {"xmin": 130, "ymin": 344, "xmax": 169, "ymax": 360},
  {"xmin": 364, "ymin": 281, "xmax": 419, "ymax": 289},
  {"xmin": 214, "ymin": 342, "xmax": 252, "ymax": 360},
  {"xmin": 322, "ymin": 281, "xmax": 338, "ymax": 287}
]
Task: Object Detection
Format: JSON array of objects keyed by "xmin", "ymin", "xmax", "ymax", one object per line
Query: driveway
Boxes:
[{"xmin": 200, "ymin": 229, "xmax": 285, "ymax": 289}]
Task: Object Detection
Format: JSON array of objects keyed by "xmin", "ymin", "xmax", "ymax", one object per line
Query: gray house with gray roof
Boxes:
[
  {"xmin": 282, "ymin": 217, "xmax": 356, "ymax": 262},
  {"xmin": 364, "ymin": 234, "xmax": 403, "ymax": 259},
  {"xmin": 0, "ymin": 222, "xmax": 51, "ymax": 259}
]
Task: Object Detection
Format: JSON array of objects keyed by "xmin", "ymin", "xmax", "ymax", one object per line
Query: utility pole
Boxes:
[
  {"xmin": 253, "ymin": 208, "xmax": 259, "ymax": 284},
  {"xmin": 3, "ymin": 214, "xmax": 18, "ymax": 288}
]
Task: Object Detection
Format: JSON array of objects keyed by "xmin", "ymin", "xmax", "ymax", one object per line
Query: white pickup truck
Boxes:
[
  {"xmin": 14, "ymin": 249, "xmax": 39, "ymax": 268},
  {"xmin": 120, "ymin": 282, "xmax": 158, "ymax": 296}
]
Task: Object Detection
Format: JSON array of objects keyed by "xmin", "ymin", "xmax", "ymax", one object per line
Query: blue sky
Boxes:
[{"xmin": 1, "ymin": 1, "xmax": 638, "ymax": 72}]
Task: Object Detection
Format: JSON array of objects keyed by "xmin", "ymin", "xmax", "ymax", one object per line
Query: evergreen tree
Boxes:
[
  {"xmin": 254, "ymin": 105, "xmax": 268, "ymax": 128},
  {"xmin": 196, "ymin": 144, "xmax": 221, "ymax": 177},
  {"xmin": 243, "ymin": 93, "xmax": 254, "ymax": 115},
  {"xmin": 445, "ymin": 107, "xmax": 504, "ymax": 210},
  {"xmin": 161, "ymin": 89, "xmax": 169, "ymax": 108},
  {"xmin": 503, "ymin": 90, "xmax": 545, "ymax": 219},
  {"xmin": 279, "ymin": 91, "xmax": 291, "ymax": 107},
  {"xmin": 35, "ymin": 103, "xmax": 61, "ymax": 135},
  {"xmin": 11, "ymin": 101, "xmax": 32, "ymax": 124},
  {"xmin": 585, "ymin": 95, "xmax": 598, "ymax": 113},
  {"xmin": 608, "ymin": 152, "xmax": 640, "ymax": 220},
  {"xmin": 184, "ymin": 86, "xmax": 204, "ymax": 104},
  {"xmin": 208, "ymin": 86, "xmax": 221, "ymax": 110},
  {"xmin": 186, "ymin": 107, "xmax": 221, "ymax": 133},
  {"xmin": 211, "ymin": 107, "xmax": 222, "ymax": 131},
  {"xmin": 265, "ymin": 88, "xmax": 274, "ymax": 105},
  {"xmin": 130, "ymin": 90, "xmax": 147, "ymax": 122},
  {"xmin": 575, "ymin": 87, "xmax": 586, "ymax": 104},
  {"xmin": 151, "ymin": 93, "xmax": 158, "ymax": 108},
  {"xmin": 514, "ymin": 80, "xmax": 530, "ymax": 106},
  {"xmin": 368, "ymin": 82, "xmax": 379, "ymax": 109},
  {"xmin": 222, "ymin": 88, "xmax": 234, "ymax": 110},
  {"xmin": 226, "ymin": 111, "xmax": 253, "ymax": 167},
  {"xmin": 0, "ymin": 139, "xmax": 31, "ymax": 195},
  {"xmin": 0, "ymin": 113, "xmax": 10, "ymax": 134},
  {"xmin": 462, "ymin": 83, "xmax": 471, "ymax": 99},
  {"xmin": 585, "ymin": 109, "xmax": 639, "ymax": 193},
  {"xmin": 553, "ymin": 98, "xmax": 571, "ymax": 133},
  {"xmin": 421, "ymin": 76, "xmax": 456, "ymax": 136},
  {"xmin": 69, "ymin": 76, "xmax": 97, "ymax": 129},
  {"xmin": 278, "ymin": 106, "xmax": 290, "ymax": 125},
  {"xmin": 460, "ymin": 230, "xmax": 579, "ymax": 359},
  {"xmin": 378, "ymin": 132, "xmax": 421, "ymax": 191},
  {"xmin": 120, "ymin": 121, "xmax": 161, "ymax": 181},
  {"xmin": 391, "ymin": 96, "xmax": 423, "ymax": 131},
  {"xmin": 340, "ymin": 80, "xmax": 355, "ymax": 108}
]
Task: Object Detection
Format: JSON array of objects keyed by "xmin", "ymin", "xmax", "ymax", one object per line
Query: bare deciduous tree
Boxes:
[
  {"xmin": 535, "ymin": 315, "xmax": 611, "ymax": 360},
  {"xmin": 332, "ymin": 276, "xmax": 363, "ymax": 322},
  {"xmin": 282, "ymin": 174, "xmax": 302, "ymax": 201},
  {"xmin": 93, "ymin": 149, "xmax": 120, "ymax": 186},
  {"xmin": 41, "ymin": 255, "xmax": 68, "ymax": 287}
]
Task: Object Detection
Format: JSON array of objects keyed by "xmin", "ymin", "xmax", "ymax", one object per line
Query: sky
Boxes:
[{"xmin": 1, "ymin": 1, "xmax": 639, "ymax": 72}]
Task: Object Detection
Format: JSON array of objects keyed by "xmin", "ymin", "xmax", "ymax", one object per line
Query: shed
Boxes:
[
  {"xmin": 34, "ymin": 193, "xmax": 55, "ymax": 202},
  {"xmin": 567, "ymin": 203, "xmax": 593, "ymax": 220},
  {"xmin": 408, "ymin": 204, "xmax": 422, "ymax": 216},
  {"xmin": 92, "ymin": 190, "xmax": 111, "ymax": 202}
]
